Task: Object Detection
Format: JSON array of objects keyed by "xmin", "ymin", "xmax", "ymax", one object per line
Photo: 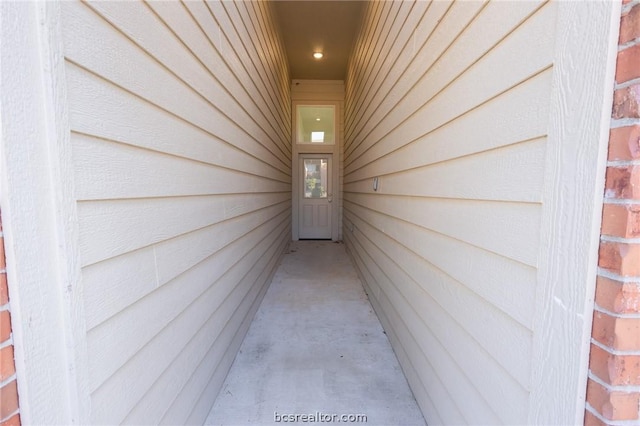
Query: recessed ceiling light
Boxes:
[
  {"xmin": 316, "ymin": 118, "xmax": 321, "ymax": 121},
  {"xmin": 313, "ymin": 52, "xmax": 323, "ymax": 59}
]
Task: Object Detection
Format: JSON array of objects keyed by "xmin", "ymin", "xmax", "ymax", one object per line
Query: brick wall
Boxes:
[
  {"xmin": 585, "ymin": 1, "xmax": 640, "ymax": 424},
  {"xmin": 0, "ymin": 213, "xmax": 19, "ymax": 426}
]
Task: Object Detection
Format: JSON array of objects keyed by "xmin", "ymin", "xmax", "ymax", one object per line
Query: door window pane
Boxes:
[
  {"xmin": 303, "ymin": 159, "xmax": 328, "ymax": 198},
  {"xmin": 296, "ymin": 106, "xmax": 335, "ymax": 144}
]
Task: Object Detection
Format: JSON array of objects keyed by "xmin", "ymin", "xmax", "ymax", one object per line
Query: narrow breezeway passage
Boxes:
[{"xmin": 205, "ymin": 241, "xmax": 426, "ymax": 425}]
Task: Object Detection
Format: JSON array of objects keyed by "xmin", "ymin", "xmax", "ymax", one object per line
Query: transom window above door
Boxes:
[{"xmin": 296, "ymin": 105, "xmax": 335, "ymax": 144}]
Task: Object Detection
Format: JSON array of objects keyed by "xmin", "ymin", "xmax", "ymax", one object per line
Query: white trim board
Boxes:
[
  {"xmin": 0, "ymin": 2, "xmax": 89, "ymax": 424},
  {"xmin": 529, "ymin": 1, "xmax": 621, "ymax": 424}
]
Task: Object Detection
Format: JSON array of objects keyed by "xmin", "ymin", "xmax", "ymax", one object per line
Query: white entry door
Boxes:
[{"xmin": 299, "ymin": 155, "xmax": 332, "ymax": 239}]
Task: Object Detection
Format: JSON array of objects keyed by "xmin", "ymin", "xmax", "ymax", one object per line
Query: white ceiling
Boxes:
[{"xmin": 272, "ymin": 1, "xmax": 366, "ymax": 80}]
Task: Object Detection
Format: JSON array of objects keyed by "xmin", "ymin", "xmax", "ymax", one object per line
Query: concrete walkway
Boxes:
[{"xmin": 205, "ymin": 241, "xmax": 426, "ymax": 426}]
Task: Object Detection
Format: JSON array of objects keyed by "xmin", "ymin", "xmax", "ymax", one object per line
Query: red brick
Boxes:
[
  {"xmin": 598, "ymin": 241, "xmax": 640, "ymax": 276},
  {"xmin": 0, "ymin": 346, "xmax": 14, "ymax": 383},
  {"xmin": 609, "ymin": 391, "xmax": 640, "ymax": 420},
  {"xmin": 0, "ymin": 380, "xmax": 18, "ymax": 420},
  {"xmin": 614, "ymin": 317, "xmax": 640, "ymax": 350},
  {"xmin": 595, "ymin": 276, "xmax": 620, "ymax": 313},
  {"xmin": 618, "ymin": 282, "xmax": 640, "ymax": 313},
  {"xmin": 589, "ymin": 343, "xmax": 640, "ymax": 385},
  {"xmin": 586, "ymin": 378, "xmax": 640, "ymax": 420},
  {"xmin": 620, "ymin": 4, "xmax": 640, "ymax": 45},
  {"xmin": 611, "ymin": 353, "xmax": 640, "ymax": 386},
  {"xmin": 0, "ymin": 275, "xmax": 7, "ymax": 307},
  {"xmin": 0, "ymin": 312, "xmax": 10, "ymax": 344},
  {"xmin": 0, "ymin": 414, "xmax": 20, "ymax": 426},
  {"xmin": 604, "ymin": 166, "xmax": 640, "ymax": 199},
  {"xmin": 595, "ymin": 276, "xmax": 640, "ymax": 314},
  {"xmin": 0, "ymin": 239, "xmax": 5, "ymax": 271},
  {"xmin": 592, "ymin": 311, "xmax": 640, "ymax": 351},
  {"xmin": 592, "ymin": 311, "xmax": 616, "ymax": 347},
  {"xmin": 617, "ymin": 44, "xmax": 640, "ymax": 83},
  {"xmin": 601, "ymin": 203, "xmax": 640, "ymax": 238},
  {"xmin": 613, "ymin": 84, "xmax": 640, "ymax": 119},
  {"xmin": 587, "ymin": 378, "xmax": 610, "ymax": 418},
  {"xmin": 590, "ymin": 343, "xmax": 612, "ymax": 383},
  {"xmin": 584, "ymin": 409, "xmax": 606, "ymax": 426},
  {"xmin": 608, "ymin": 125, "xmax": 640, "ymax": 160}
]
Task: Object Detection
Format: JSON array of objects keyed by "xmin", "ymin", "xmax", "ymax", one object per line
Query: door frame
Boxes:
[
  {"xmin": 298, "ymin": 153, "xmax": 334, "ymax": 239},
  {"xmin": 291, "ymin": 99, "xmax": 341, "ymax": 241}
]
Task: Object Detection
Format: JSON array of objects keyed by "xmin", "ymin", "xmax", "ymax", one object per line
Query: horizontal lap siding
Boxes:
[
  {"xmin": 61, "ymin": 1, "xmax": 291, "ymax": 424},
  {"xmin": 343, "ymin": 1, "xmax": 556, "ymax": 424}
]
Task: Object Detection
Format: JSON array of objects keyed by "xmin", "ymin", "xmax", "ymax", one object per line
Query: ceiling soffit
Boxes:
[{"xmin": 272, "ymin": 1, "xmax": 366, "ymax": 81}]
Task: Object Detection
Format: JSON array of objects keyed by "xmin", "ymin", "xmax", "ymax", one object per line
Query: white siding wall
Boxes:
[
  {"xmin": 60, "ymin": 1, "xmax": 291, "ymax": 423},
  {"xmin": 344, "ymin": 1, "xmax": 555, "ymax": 424}
]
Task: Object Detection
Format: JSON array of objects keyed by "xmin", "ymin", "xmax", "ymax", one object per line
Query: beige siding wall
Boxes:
[
  {"xmin": 61, "ymin": 1, "xmax": 290, "ymax": 423},
  {"xmin": 344, "ymin": 1, "xmax": 555, "ymax": 424}
]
